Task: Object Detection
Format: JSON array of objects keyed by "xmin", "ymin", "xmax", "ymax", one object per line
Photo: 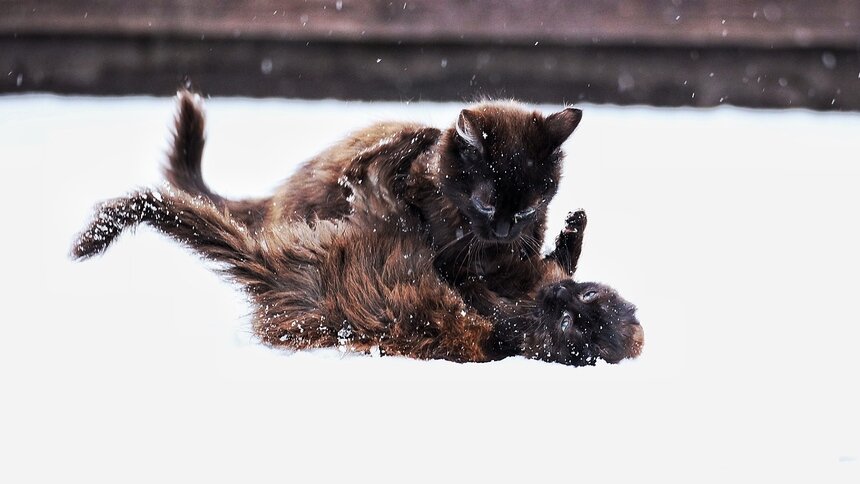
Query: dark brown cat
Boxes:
[
  {"xmin": 165, "ymin": 91, "xmax": 583, "ymax": 318},
  {"xmin": 72, "ymin": 128, "xmax": 643, "ymax": 365}
]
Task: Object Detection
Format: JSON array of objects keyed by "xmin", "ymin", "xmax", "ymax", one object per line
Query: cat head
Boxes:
[
  {"xmin": 439, "ymin": 102, "xmax": 582, "ymax": 242},
  {"xmin": 523, "ymin": 280, "xmax": 643, "ymax": 366}
]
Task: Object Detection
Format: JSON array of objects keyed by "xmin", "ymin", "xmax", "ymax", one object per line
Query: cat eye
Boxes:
[
  {"xmin": 579, "ymin": 290, "xmax": 599, "ymax": 303},
  {"xmin": 560, "ymin": 311, "xmax": 572, "ymax": 330},
  {"xmin": 459, "ymin": 146, "xmax": 482, "ymax": 164},
  {"xmin": 471, "ymin": 196, "xmax": 495, "ymax": 215},
  {"xmin": 514, "ymin": 207, "xmax": 536, "ymax": 221}
]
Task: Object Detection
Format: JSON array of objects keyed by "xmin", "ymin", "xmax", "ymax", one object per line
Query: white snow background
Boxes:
[{"xmin": 1, "ymin": 95, "xmax": 858, "ymax": 483}]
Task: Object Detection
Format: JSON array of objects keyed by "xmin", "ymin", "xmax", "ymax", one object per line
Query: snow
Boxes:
[{"xmin": 1, "ymin": 95, "xmax": 859, "ymax": 483}]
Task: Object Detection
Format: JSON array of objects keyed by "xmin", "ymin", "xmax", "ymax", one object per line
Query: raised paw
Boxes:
[
  {"xmin": 563, "ymin": 209, "xmax": 587, "ymax": 234},
  {"xmin": 547, "ymin": 209, "xmax": 587, "ymax": 275}
]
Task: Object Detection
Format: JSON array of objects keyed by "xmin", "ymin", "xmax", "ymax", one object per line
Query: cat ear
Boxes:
[
  {"xmin": 455, "ymin": 109, "xmax": 484, "ymax": 155},
  {"xmin": 545, "ymin": 107, "xmax": 583, "ymax": 146}
]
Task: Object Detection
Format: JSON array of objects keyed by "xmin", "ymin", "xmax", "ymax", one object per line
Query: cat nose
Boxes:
[
  {"xmin": 493, "ymin": 219, "xmax": 511, "ymax": 238},
  {"xmin": 552, "ymin": 285, "xmax": 570, "ymax": 301}
]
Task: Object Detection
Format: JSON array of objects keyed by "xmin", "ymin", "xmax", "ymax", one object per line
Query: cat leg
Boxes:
[
  {"xmin": 342, "ymin": 127, "xmax": 440, "ymax": 216},
  {"xmin": 545, "ymin": 209, "xmax": 587, "ymax": 276}
]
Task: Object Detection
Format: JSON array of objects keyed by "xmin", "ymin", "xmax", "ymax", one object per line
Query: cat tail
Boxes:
[
  {"xmin": 163, "ymin": 90, "xmax": 223, "ymax": 205},
  {"xmin": 163, "ymin": 90, "xmax": 270, "ymax": 228},
  {"xmin": 70, "ymin": 188, "xmax": 287, "ymax": 295}
]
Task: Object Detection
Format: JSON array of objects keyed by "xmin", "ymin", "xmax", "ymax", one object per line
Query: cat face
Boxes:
[
  {"xmin": 440, "ymin": 103, "xmax": 582, "ymax": 242},
  {"xmin": 523, "ymin": 280, "xmax": 643, "ymax": 366}
]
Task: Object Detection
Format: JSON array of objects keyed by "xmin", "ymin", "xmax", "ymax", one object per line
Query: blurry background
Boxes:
[{"xmin": 2, "ymin": 0, "xmax": 859, "ymax": 109}]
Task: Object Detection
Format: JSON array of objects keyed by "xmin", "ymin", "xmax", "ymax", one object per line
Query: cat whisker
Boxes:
[
  {"xmin": 465, "ymin": 235, "xmax": 481, "ymax": 273},
  {"xmin": 435, "ymin": 229, "xmax": 474, "ymax": 258},
  {"xmin": 516, "ymin": 234, "xmax": 544, "ymax": 270},
  {"xmin": 519, "ymin": 233, "xmax": 541, "ymax": 254},
  {"xmin": 450, "ymin": 233, "xmax": 474, "ymax": 273}
]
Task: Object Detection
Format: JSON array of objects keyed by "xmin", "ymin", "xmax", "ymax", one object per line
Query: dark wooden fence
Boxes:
[{"xmin": 2, "ymin": 0, "xmax": 859, "ymax": 110}]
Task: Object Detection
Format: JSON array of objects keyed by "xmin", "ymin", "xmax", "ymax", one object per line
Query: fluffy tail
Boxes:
[
  {"xmin": 163, "ymin": 90, "xmax": 271, "ymax": 228},
  {"xmin": 70, "ymin": 188, "xmax": 289, "ymax": 295},
  {"xmin": 163, "ymin": 90, "xmax": 222, "ymax": 204},
  {"xmin": 70, "ymin": 186, "xmax": 339, "ymax": 343},
  {"xmin": 71, "ymin": 189, "xmax": 245, "ymax": 262}
]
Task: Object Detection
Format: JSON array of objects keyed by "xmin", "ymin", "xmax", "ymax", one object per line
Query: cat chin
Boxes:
[
  {"xmin": 463, "ymin": 216, "xmax": 530, "ymax": 243},
  {"xmin": 599, "ymin": 318, "xmax": 644, "ymax": 363},
  {"xmin": 471, "ymin": 229, "xmax": 524, "ymax": 244}
]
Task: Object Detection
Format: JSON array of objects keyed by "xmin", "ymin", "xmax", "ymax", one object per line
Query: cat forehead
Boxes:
[
  {"xmin": 483, "ymin": 125, "xmax": 556, "ymax": 162},
  {"xmin": 467, "ymin": 102, "xmax": 546, "ymax": 136},
  {"xmin": 483, "ymin": 148, "xmax": 559, "ymax": 184},
  {"xmin": 460, "ymin": 102, "xmax": 561, "ymax": 158},
  {"xmin": 486, "ymin": 146, "xmax": 541, "ymax": 165}
]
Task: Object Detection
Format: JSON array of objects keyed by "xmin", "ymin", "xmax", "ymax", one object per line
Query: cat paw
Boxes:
[{"xmin": 563, "ymin": 210, "xmax": 587, "ymax": 234}]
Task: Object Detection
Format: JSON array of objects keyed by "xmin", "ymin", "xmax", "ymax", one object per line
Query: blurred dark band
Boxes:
[{"xmin": 2, "ymin": 0, "xmax": 859, "ymax": 110}]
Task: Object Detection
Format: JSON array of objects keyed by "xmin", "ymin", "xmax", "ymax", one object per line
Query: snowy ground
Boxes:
[{"xmin": 1, "ymin": 95, "xmax": 859, "ymax": 482}]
